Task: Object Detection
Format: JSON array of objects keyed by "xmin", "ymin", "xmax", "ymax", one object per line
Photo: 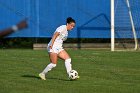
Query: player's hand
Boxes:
[
  {"xmin": 16, "ymin": 19, "xmax": 28, "ymax": 30},
  {"xmin": 49, "ymin": 45, "xmax": 53, "ymax": 49}
]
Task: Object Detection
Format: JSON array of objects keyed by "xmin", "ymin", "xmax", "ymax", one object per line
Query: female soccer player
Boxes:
[{"xmin": 39, "ymin": 17, "xmax": 77, "ymax": 80}]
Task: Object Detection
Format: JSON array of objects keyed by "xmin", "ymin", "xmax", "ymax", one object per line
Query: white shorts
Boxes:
[{"xmin": 47, "ymin": 46, "xmax": 64, "ymax": 54}]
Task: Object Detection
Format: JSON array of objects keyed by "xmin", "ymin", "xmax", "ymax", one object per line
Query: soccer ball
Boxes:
[{"xmin": 69, "ymin": 70, "xmax": 79, "ymax": 80}]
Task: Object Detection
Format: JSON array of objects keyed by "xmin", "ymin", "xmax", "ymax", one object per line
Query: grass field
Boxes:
[{"xmin": 0, "ymin": 49, "xmax": 140, "ymax": 93}]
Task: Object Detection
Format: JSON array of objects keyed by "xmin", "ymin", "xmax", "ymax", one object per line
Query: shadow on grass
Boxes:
[
  {"xmin": 47, "ymin": 77, "xmax": 71, "ymax": 81},
  {"xmin": 21, "ymin": 75, "xmax": 40, "ymax": 80},
  {"xmin": 21, "ymin": 75, "xmax": 71, "ymax": 81}
]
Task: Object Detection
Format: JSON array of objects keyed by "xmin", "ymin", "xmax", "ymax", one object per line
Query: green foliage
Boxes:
[
  {"xmin": 0, "ymin": 38, "xmax": 34, "ymax": 49},
  {"xmin": 0, "ymin": 38, "xmax": 110, "ymax": 49}
]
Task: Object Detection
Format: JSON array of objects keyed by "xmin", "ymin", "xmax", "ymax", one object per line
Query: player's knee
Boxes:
[{"xmin": 65, "ymin": 58, "xmax": 71, "ymax": 63}]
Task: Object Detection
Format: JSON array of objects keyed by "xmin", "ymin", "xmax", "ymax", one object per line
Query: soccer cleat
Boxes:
[{"xmin": 39, "ymin": 73, "xmax": 46, "ymax": 80}]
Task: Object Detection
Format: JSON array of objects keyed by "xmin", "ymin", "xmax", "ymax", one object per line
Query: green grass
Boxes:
[{"xmin": 0, "ymin": 49, "xmax": 140, "ymax": 93}]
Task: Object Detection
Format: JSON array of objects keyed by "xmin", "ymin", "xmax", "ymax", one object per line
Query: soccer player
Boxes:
[
  {"xmin": 39, "ymin": 17, "xmax": 77, "ymax": 80},
  {"xmin": 0, "ymin": 19, "xmax": 28, "ymax": 38}
]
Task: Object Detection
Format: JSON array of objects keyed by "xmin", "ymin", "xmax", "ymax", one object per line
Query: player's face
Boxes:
[{"xmin": 67, "ymin": 22, "xmax": 75, "ymax": 31}]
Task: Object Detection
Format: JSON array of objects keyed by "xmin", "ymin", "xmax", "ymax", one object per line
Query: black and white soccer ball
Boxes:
[{"xmin": 69, "ymin": 70, "xmax": 79, "ymax": 80}]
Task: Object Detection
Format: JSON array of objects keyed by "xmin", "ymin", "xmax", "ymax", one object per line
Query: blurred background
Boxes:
[{"xmin": 0, "ymin": 0, "xmax": 140, "ymax": 49}]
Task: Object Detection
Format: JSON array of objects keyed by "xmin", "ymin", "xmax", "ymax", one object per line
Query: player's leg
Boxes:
[
  {"xmin": 39, "ymin": 52, "xmax": 57, "ymax": 80},
  {"xmin": 42, "ymin": 52, "xmax": 58, "ymax": 73},
  {"xmin": 58, "ymin": 50, "xmax": 72, "ymax": 74}
]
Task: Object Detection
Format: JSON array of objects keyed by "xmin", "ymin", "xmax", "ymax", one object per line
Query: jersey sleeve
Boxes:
[{"xmin": 55, "ymin": 26, "xmax": 65, "ymax": 33}]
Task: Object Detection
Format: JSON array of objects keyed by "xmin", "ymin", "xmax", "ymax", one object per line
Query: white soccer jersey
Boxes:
[{"xmin": 48, "ymin": 25, "xmax": 68, "ymax": 47}]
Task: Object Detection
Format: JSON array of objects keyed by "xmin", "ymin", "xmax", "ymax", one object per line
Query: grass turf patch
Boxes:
[{"xmin": 0, "ymin": 49, "xmax": 140, "ymax": 93}]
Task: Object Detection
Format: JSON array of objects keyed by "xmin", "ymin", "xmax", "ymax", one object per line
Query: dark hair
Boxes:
[{"xmin": 66, "ymin": 17, "xmax": 76, "ymax": 24}]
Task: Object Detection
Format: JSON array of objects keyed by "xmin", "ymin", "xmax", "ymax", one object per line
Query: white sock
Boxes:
[
  {"xmin": 42, "ymin": 63, "xmax": 56, "ymax": 74},
  {"xmin": 65, "ymin": 58, "xmax": 72, "ymax": 74}
]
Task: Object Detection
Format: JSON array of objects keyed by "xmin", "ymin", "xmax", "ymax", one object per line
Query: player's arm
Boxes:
[
  {"xmin": 0, "ymin": 19, "xmax": 28, "ymax": 38},
  {"xmin": 49, "ymin": 32, "xmax": 60, "ymax": 49}
]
